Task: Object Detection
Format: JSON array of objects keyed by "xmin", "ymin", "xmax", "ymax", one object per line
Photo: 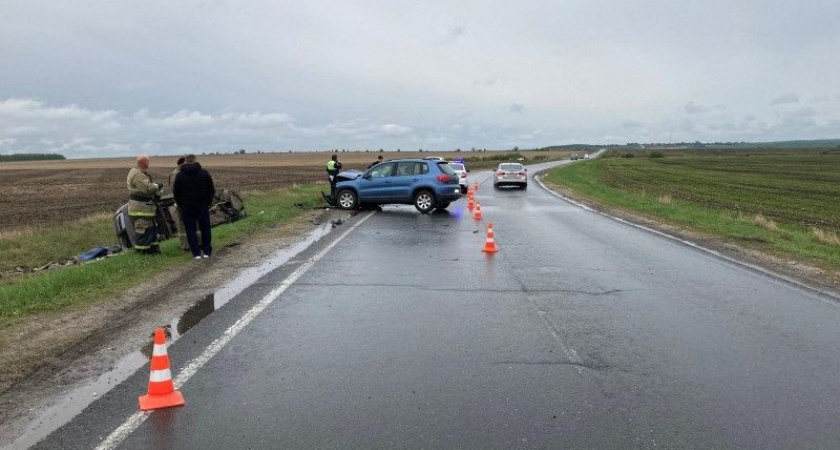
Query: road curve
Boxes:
[{"xmin": 34, "ymin": 161, "xmax": 840, "ymax": 450}]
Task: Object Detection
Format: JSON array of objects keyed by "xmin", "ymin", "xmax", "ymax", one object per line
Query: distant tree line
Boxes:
[{"xmin": 0, "ymin": 153, "xmax": 65, "ymax": 162}]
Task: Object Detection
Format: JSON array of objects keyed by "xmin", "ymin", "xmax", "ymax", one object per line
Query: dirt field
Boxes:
[{"xmin": 0, "ymin": 150, "xmax": 566, "ymax": 230}]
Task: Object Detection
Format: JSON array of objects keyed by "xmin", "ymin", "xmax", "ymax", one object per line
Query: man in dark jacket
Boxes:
[
  {"xmin": 173, "ymin": 154, "xmax": 215, "ymax": 259},
  {"xmin": 368, "ymin": 155, "xmax": 383, "ymax": 169}
]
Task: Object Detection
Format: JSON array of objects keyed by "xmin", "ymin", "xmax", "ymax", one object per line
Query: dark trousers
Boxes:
[{"xmin": 180, "ymin": 207, "xmax": 212, "ymax": 257}]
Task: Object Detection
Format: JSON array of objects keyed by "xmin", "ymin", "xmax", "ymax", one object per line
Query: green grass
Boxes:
[
  {"xmin": 0, "ymin": 184, "xmax": 323, "ymax": 328},
  {"xmin": 544, "ymin": 151, "xmax": 840, "ymax": 270}
]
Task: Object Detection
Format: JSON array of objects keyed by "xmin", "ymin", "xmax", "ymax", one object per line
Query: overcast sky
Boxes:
[{"xmin": 2, "ymin": 0, "xmax": 839, "ymax": 157}]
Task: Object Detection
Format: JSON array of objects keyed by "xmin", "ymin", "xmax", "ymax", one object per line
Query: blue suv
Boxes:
[{"xmin": 333, "ymin": 159, "xmax": 462, "ymax": 213}]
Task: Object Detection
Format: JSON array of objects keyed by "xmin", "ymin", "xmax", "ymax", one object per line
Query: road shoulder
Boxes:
[
  {"xmin": 0, "ymin": 207, "xmax": 346, "ymax": 448},
  {"xmin": 536, "ymin": 173, "xmax": 840, "ymax": 299}
]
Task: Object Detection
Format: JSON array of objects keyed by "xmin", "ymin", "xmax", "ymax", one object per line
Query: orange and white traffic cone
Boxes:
[
  {"xmin": 138, "ymin": 328, "xmax": 185, "ymax": 411},
  {"xmin": 467, "ymin": 196, "xmax": 475, "ymax": 211},
  {"xmin": 473, "ymin": 202, "xmax": 483, "ymax": 220},
  {"xmin": 482, "ymin": 223, "xmax": 499, "ymax": 253}
]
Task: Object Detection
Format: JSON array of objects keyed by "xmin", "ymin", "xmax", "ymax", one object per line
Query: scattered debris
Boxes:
[
  {"xmin": 75, "ymin": 247, "xmax": 109, "ymax": 262},
  {"xmin": 225, "ymin": 241, "xmax": 241, "ymax": 248},
  {"xmin": 330, "ymin": 219, "xmax": 344, "ymax": 229}
]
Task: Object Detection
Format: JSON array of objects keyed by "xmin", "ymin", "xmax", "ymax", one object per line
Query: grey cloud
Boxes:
[
  {"xmin": 770, "ymin": 94, "xmax": 800, "ymax": 105},
  {"xmin": 788, "ymin": 107, "xmax": 817, "ymax": 117},
  {"xmin": 623, "ymin": 120, "xmax": 644, "ymax": 129},
  {"xmin": 684, "ymin": 102, "xmax": 726, "ymax": 114},
  {"xmin": 441, "ymin": 24, "xmax": 466, "ymax": 44},
  {"xmin": 472, "ymin": 78, "xmax": 497, "ymax": 87},
  {"xmin": 508, "ymin": 103, "xmax": 524, "ymax": 114},
  {"xmin": 0, "ymin": 98, "xmax": 418, "ymax": 157}
]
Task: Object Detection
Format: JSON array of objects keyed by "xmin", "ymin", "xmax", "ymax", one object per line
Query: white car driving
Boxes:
[{"xmin": 493, "ymin": 163, "xmax": 527, "ymax": 189}]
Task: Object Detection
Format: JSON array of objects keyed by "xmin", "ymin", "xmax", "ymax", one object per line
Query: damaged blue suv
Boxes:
[{"xmin": 333, "ymin": 158, "xmax": 462, "ymax": 213}]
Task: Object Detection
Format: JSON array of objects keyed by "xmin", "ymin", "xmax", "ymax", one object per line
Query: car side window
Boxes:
[
  {"xmin": 368, "ymin": 163, "xmax": 395, "ymax": 179},
  {"xmin": 396, "ymin": 162, "xmax": 425, "ymax": 176}
]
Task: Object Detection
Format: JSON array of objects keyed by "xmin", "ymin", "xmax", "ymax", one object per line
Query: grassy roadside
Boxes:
[
  {"xmin": 543, "ymin": 155, "xmax": 840, "ymax": 272},
  {"xmin": 0, "ymin": 184, "xmax": 324, "ymax": 328}
]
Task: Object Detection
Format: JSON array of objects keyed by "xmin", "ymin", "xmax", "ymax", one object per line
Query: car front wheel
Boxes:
[
  {"xmin": 336, "ymin": 189, "xmax": 358, "ymax": 210},
  {"xmin": 414, "ymin": 190, "xmax": 435, "ymax": 213}
]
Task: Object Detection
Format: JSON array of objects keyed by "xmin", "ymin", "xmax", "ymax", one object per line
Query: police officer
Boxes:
[
  {"xmin": 326, "ymin": 154, "xmax": 342, "ymax": 198},
  {"xmin": 127, "ymin": 155, "xmax": 163, "ymax": 254}
]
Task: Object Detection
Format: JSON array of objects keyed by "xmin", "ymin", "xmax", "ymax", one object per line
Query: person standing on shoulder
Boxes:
[
  {"xmin": 127, "ymin": 155, "xmax": 163, "ymax": 254},
  {"xmin": 326, "ymin": 154, "xmax": 342, "ymax": 199},
  {"xmin": 173, "ymin": 154, "xmax": 215, "ymax": 260},
  {"xmin": 168, "ymin": 156, "xmax": 190, "ymax": 250},
  {"xmin": 169, "ymin": 156, "xmax": 185, "ymax": 187}
]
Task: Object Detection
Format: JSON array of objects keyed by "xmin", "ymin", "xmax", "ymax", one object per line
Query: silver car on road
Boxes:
[{"xmin": 493, "ymin": 162, "xmax": 527, "ymax": 189}]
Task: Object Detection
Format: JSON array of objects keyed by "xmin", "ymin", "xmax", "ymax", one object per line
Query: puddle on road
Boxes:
[{"xmin": 7, "ymin": 223, "xmax": 334, "ymax": 450}]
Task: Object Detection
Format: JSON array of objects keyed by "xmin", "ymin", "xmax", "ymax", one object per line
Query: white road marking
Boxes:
[
  {"xmin": 533, "ymin": 174, "xmax": 840, "ymax": 306},
  {"xmin": 94, "ymin": 211, "xmax": 375, "ymax": 450}
]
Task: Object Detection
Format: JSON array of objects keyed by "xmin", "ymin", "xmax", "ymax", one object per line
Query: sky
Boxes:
[{"xmin": 1, "ymin": 0, "xmax": 840, "ymax": 158}]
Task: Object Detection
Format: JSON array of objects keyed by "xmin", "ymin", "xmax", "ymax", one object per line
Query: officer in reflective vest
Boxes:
[
  {"xmin": 127, "ymin": 155, "xmax": 163, "ymax": 254},
  {"xmin": 325, "ymin": 154, "xmax": 342, "ymax": 198}
]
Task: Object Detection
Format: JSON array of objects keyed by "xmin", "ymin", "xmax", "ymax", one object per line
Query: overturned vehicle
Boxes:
[{"xmin": 114, "ymin": 189, "xmax": 245, "ymax": 249}]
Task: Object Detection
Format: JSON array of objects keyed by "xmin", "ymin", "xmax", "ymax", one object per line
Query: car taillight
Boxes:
[
  {"xmin": 460, "ymin": 172, "xmax": 466, "ymax": 178},
  {"xmin": 436, "ymin": 174, "xmax": 451, "ymax": 183},
  {"xmin": 497, "ymin": 170, "xmax": 505, "ymax": 176},
  {"xmin": 519, "ymin": 171, "xmax": 526, "ymax": 176}
]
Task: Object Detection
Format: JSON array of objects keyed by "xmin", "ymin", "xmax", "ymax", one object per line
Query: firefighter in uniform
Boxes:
[
  {"xmin": 326, "ymin": 154, "xmax": 342, "ymax": 199},
  {"xmin": 127, "ymin": 155, "xmax": 163, "ymax": 254}
]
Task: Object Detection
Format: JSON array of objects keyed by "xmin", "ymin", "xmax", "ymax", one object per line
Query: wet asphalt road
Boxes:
[{"xmin": 36, "ymin": 161, "xmax": 840, "ymax": 449}]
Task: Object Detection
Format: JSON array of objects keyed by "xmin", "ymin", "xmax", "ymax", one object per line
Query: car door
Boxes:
[
  {"xmin": 390, "ymin": 161, "xmax": 425, "ymax": 202},
  {"xmin": 356, "ymin": 162, "xmax": 396, "ymax": 202}
]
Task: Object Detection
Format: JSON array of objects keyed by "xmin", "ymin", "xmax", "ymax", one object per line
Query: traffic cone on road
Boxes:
[
  {"xmin": 467, "ymin": 196, "xmax": 475, "ymax": 211},
  {"xmin": 482, "ymin": 223, "xmax": 499, "ymax": 253},
  {"xmin": 473, "ymin": 202, "xmax": 483, "ymax": 220},
  {"xmin": 138, "ymin": 328, "xmax": 185, "ymax": 411}
]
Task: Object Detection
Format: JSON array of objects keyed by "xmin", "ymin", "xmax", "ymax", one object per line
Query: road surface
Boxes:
[{"xmin": 34, "ymin": 161, "xmax": 840, "ymax": 449}]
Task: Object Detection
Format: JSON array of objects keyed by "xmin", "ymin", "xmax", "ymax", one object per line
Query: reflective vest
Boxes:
[{"xmin": 326, "ymin": 160, "xmax": 336, "ymax": 172}]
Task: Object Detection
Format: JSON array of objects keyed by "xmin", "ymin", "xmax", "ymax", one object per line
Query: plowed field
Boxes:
[{"xmin": 0, "ymin": 150, "xmax": 567, "ymax": 230}]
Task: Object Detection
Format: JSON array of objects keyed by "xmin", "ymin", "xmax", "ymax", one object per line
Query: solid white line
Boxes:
[
  {"xmin": 94, "ymin": 211, "xmax": 375, "ymax": 450},
  {"xmin": 533, "ymin": 174, "xmax": 840, "ymax": 305}
]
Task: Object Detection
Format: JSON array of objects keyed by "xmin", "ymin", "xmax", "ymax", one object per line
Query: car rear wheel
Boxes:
[
  {"xmin": 414, "ymin": 190, "xmax": 435, "ymax": 213},
  {"xmin": 336, "ymin": 189, "xmax": 358, "ymax": 210}
]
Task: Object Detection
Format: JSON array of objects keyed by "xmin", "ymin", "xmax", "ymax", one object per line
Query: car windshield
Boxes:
[
  {"xmin": 500, "ymin": 163, "xmax": 523, "ymax": 171},
  {"xmin": 450, "ymin": 163, "xmax": 464, "ymax": 171},
  {"xmin": 436, "ymin": 162, "xmax": 456, "ymax": 175}
]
